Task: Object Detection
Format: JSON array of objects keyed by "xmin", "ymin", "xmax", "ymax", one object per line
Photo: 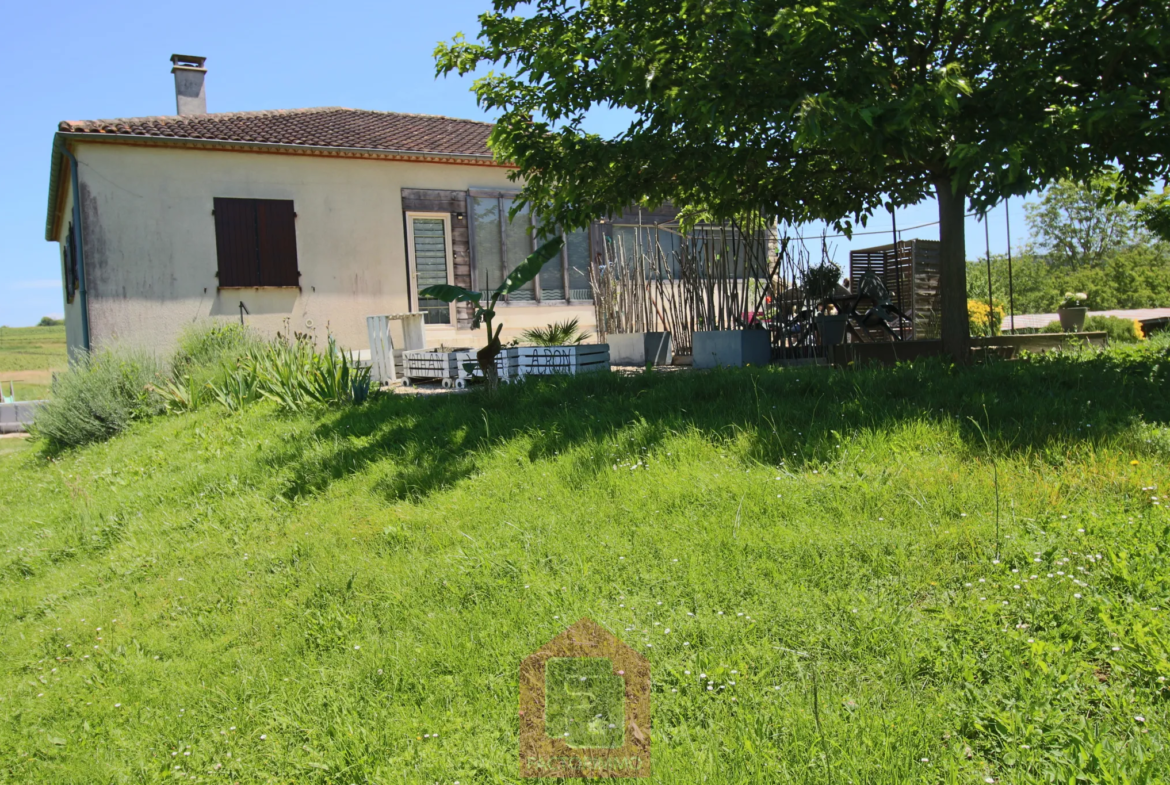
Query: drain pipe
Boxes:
[{"xmin": 62, "ymin": 145, "xmax": 91, "ymax": 352}]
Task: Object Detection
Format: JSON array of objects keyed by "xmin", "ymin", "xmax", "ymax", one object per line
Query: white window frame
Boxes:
[{"xmin": 406, "ymin": 211, "xmax": 456, "ymax": 326}]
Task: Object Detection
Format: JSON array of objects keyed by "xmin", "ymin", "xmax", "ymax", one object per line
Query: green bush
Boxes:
[
  {"xmin": 31, "ymin": 349, "xmax": 165, "ymax": 449},
  {"xmin": 1084, "ymin": 315, "xmax": 1144, "ymax": 343},
  {"xmin": 1042, "ymin": 320, "xmax": 1065, "ymax": 333}
]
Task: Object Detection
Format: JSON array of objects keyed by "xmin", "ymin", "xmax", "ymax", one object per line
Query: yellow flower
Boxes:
[{"xmin": 1131, "ymin": 460, "xmax": 1140, "ymax": 466}]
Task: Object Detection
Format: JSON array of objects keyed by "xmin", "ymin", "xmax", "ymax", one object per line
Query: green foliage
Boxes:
[
  {"xmin": 520, "ymin": 318, "xmax": 591, "ymax": 347},
  {"xmin": 1042, "ymin": 320, "xmax": 1065, "ymax": 334},
  {"xmin": 1138, "ymin": 187, "xmax": 1170, "ymax": 243},
  {"xmin": 2, "ymin": 343, "xmax": 1169, "ymax": 781},
  {"xmin": 1084, "ymin": 315, "xmax": 1144, "ymax": 344},
  {"xmin": 171, "ymin": 323, "xmax": 262, "ymax": 379},
  {"xmin": 969, "ymin": 245, "xmax": 1170, "ymax": 313},
  {"xmin": 801, "ymin": 262, "xmax": 841, "ymax": 304},
  {"xmin": 437, "ymin": 0, "xmax": 1170, "ymax": 356},
  {"xmin": 226, "ymin": 333, "xmax": 372, "ymax": 412},
  {"xmin": 36, "ymin": 316, "xmax": 63, "ymax": 327},
  {"xmin": 968, "ymin": 176, "xmax": 1170, "ymax": 313},
  {"xmin": 1024, "ymin": 172, "xmax": 1148, "ymax": 269},
  {"xmin": 30, "ymin": 348, "xmax": 165, "ymax": 449}
]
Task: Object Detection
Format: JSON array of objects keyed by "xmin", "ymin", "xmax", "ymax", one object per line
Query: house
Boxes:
[{"xmin": 44, "ymin": 55, "xmax": 604, "ymax": 358}]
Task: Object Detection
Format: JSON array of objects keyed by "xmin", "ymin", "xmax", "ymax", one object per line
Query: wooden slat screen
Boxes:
[{"xmin": 213, "ymin": 198, "xmax": 299, "ymax": 287}]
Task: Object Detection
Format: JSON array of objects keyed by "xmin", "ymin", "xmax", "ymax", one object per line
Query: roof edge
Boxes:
[{"xmin": 45, "ymin": 134, "xmax": 66, "ymax": 242}]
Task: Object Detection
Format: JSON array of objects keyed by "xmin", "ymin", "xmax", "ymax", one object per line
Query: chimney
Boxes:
[{"xmin": 170, "ymin": 54, "xmax": 207, "ymax": 115}]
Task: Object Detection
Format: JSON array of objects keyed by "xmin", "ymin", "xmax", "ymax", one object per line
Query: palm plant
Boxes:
[
  {"xmin": 520, "ymin": 318, "xmax": 591, "ymax": 347},
  {"xmin": 420, "ymin": 237, "xmax": 564, "ymax": 390}
]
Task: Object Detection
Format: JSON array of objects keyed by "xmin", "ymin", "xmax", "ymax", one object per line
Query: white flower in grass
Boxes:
[
  {"xmin": 260, "ymin": 735, "xmax": 267, "ymax": 740},
  {"xmin": 1074, "ymin": 593, "xmax": 1082, "ymax": 599}
]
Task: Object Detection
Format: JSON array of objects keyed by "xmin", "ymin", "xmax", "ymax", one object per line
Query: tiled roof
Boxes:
[{"xmin": 58, "ymin": 107, "xmax": 495, "ymax": 157}]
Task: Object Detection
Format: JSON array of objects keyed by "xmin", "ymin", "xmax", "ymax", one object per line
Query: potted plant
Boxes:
[
  {"xmin": 419, "ymin": 237, "xmax": 564, "ymax": 391},
  {"xmin": 1057, "ymin": 292, "xmax": 1089, "ymax": 332},
  {"xmin": 804, "ymin": 262, "xmax": 848, "ymax": 345}
]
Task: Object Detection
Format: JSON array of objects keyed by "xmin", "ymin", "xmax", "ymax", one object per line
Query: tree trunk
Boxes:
[
  {"xmin": 477, "ymin": 341, "xmax": 502, "ymax": 393},
  {"xmin": 935, "ymin": 177, "xmax": 971, "ymax": 363}
]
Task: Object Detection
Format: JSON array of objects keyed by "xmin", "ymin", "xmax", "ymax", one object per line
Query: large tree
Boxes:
[{"xmin": 438, "ymin": 0, "xmax": 1168, "ymax": 360}]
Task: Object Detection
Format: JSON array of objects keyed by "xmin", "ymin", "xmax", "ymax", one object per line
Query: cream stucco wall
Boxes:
[
  {"xmin": 53, "ymin": 183, "xmax": 89, "ymax": 359},
  {"xmin": 66, "ymin": 141, "xmax": 596, "ymax": 357}
]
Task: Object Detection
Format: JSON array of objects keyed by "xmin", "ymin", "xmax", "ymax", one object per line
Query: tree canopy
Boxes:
[{"xmin": 438, "ymin": 0, "xmax": 1169, "ymax": 358}]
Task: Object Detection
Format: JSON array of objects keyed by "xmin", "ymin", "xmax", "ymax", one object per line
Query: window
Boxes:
[
  {"xmin": 566, "ymin": 227, "xmax": 592, "ymax": 300},
  {"xmin": 212, "ymin": 198, "xmax": 299, "ymax": 287},
  {"xmin": 470, "ymin": 194, "xmax": 594, "ymax": 302},
  {"xmin": 62, "ymin": 221, "xmax": 79, "ymax": 303}
]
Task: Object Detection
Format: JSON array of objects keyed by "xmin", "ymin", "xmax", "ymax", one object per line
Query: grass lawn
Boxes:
[
  {"xmin": 1, "ymin": 345, "xmax": 1168, "ymax": 783},
  {"xmin": 0, "ymin": 325, "xmax": 68, "ymax": 401}
]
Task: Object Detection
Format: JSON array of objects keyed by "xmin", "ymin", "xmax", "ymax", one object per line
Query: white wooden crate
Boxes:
[
  {"xmin": 402, "ymin": 349, "xmax": 467, "ymax": 385},
  {"xmin": 453, "ymin": 349, "xmax": 512, "ymax": 386},
  {"xmin": 506, "ymin": 344, "xmax": 610, "ymax": 377}
]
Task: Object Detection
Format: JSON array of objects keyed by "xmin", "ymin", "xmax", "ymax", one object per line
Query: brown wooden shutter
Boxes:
[
  {"xmin": 214, "ymin": 198, "xmax": 298, "ymax": 287},
  {"xmin": 213, "ymin": 198, "xmax": 260, "ymax": 287},
  {"xmin": 63, "ymin": 222, "xmax": 78, "ymax": 303},
  {"xmin": 256, "ymin": 200, "xmax": 299, "ymax": 286}
]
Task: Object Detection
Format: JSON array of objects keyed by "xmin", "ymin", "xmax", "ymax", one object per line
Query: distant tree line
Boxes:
[{"xmin": 967, "ymin": 173, "xmax": 1170, "ymax": 313}]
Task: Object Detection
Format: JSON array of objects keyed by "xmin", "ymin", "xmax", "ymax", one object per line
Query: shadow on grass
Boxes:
[{"xmin": 268, "ymin": 346, "xmax": 1170, "ymax": 504}]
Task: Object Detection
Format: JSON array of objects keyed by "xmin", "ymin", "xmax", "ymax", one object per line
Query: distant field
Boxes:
[{"xmin": 0, "ymin": 325, "xmax": 67, "ymax": 400}]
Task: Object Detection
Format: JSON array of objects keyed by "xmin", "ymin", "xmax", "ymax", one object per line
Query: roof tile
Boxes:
[{"xmin": 58, "ymin": 107, "xmax": 495, "ymax": 157}]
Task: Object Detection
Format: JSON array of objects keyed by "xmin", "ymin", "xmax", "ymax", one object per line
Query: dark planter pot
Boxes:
[
  {"xmin": 815, "ymin": 314, "xmax": 850, "ymax": 346},
  {"xmin": 1058, "ymin": 307, "xmax": 1088, "ymax": 332},
  {"xmin": 692, "ymin": 330, "xmax": 771, "ymax": 369}
]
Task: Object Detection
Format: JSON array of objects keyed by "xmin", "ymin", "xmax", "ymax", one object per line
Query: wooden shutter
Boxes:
[
  {"xmin": 63, "ymin": 222, "xmax": 78, "ymax": 303},
  {"xmin": 213, "ymin": 198, "xmax": 298, "ymax": 287},
  {"xmin": 213, "ymin": 198, "xmax": 260, "ymax": 287},
  {"xmin": 257, "ymin": 200, "xmax": 299, "ymax": 286}
]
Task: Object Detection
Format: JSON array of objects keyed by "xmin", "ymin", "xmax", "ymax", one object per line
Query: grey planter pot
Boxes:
[
  {"xmin": 815, "ymin": 314, "xmax": 850, "ymax": 346},
  {"xmin": 607, "ymin": 332, "xmax": 673, "ymax": 366},
  {"xmin": 1058, "ymin": 307, "xmax": 1088, "ymax": 332},
  {"xmin": 692, "ymin": 330, "xmax": 771, "ymax": 369}
]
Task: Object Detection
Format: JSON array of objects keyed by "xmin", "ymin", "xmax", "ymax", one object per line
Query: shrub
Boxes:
[
  {"xmin": 968, "ymin": 299, "xmax": 1005, "ymax": 337},
  {"xmin": 521, "ymin": 318, "xmax": 592, "ymax": 346},
  {"xmin": 1084, "ymin": 315, "xmax": 1144, "ymax": 343},
  {"xmin": 31, "ymin": 349, "xmax": 165, "ymax": 449},
  {"xmin": 170, "ymin": 323, "xmax": 261, "ymax": 378},
  {"xmin": 1042, "ymin": 320, "xmax": 1065, "ymax": 333},
  {"xmin": 37, "ymin": 316, "xmax": 63, "ymax": 327}
]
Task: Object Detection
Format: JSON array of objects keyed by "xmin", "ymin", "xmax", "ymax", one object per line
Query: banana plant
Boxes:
[{"xmin": 420, "ymin": 236, "xmax": 564, "ymax": 390}]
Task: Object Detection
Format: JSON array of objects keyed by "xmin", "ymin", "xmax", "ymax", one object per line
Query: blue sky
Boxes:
[{"xmin": 0, "ymin": 0, "xmax": 1032, "ymax": 327}]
